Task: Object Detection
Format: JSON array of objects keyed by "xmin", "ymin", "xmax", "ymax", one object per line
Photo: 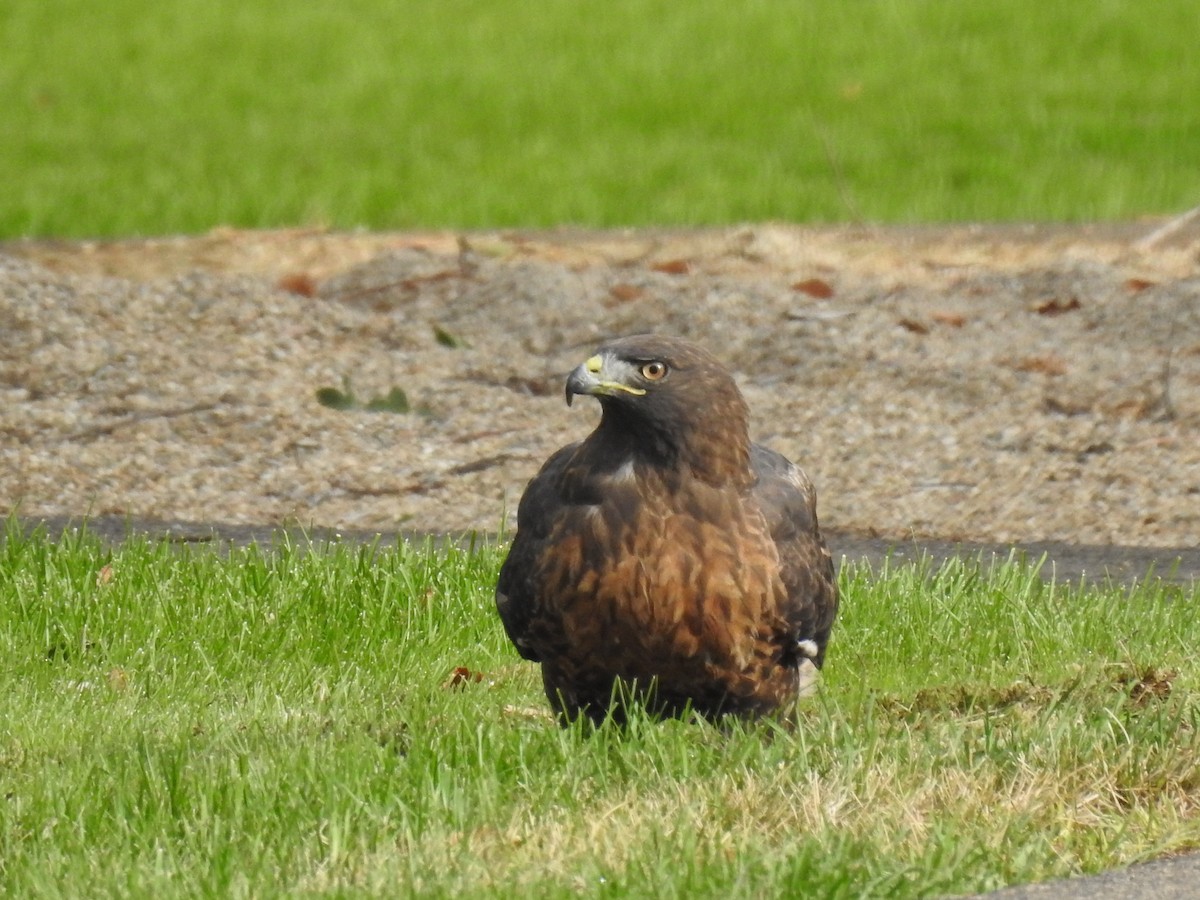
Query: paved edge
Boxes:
[
  {"xmin": 961, "ymin": 850, "xmax": 1200, "ymax": 900},
  {"xmin": 9, "ymin": 515, "xmax": 1200, "ymax": 587}
]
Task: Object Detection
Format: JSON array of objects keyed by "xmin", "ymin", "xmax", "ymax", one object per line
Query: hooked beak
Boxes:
[{"xmin": 564, "ymin": 353, "xmax": 646, "ymax": 407}]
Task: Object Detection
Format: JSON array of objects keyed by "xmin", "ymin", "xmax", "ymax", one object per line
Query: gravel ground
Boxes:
[{"xmin": 3, "ymin": 223, "xmax": 1199, "ymax": 548}]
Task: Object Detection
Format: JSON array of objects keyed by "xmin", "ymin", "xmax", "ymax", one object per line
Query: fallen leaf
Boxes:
[
  {"xmin": 1124, "ymin": 278, "xmax": 1156, "ymax": 293},
  {"xmin": 792, "ymin": 278, "xmax": 835, "ymax": 299},
  {"xmin": 931, "ymin": 311, "xmax": 967, "ymax": 328},
  {"xmin": 1108, "ymin": 397, "xmax": 1161, "ymax": 421},
  {"xmin": 444, "ymin": 666, "xmax": 486, "ymax": 689},
  {"xmin": 1033, "ymin": 297, "xmax": 1082, "ymax": 316},
  {"xmin": 607, "ymin": 283, "xmax": 644, "ymax": 304},
  {"xmin": 96, "ymin": 564, "xmax": 114, "ymax": 586},
  {"xmin": 898, "ymin": 318, "xmax": 930, "ymax": 335},
  {"xmin": 1011, "ymin": 354, "xmax": 1068, "ymax": 376},
  {"xmin": 651, "ymin": 259, "xmax": 691, "ymax": 275},
  {"xmin": 278, "ymin": 272, "xmax": 318, "ymax": 296}
]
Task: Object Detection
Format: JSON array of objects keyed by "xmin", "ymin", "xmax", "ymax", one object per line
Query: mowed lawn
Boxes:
[
  {"xmin": 2, "ymin": 0, "xmax": 1199, "ymax": 237},
  {"xmin": 1, "ymin": 523, "xmax": 1197, "ymax": 897},
  {"xmin": 4, "ymin": 3, "xmax": 1199, "ymax": 895}
]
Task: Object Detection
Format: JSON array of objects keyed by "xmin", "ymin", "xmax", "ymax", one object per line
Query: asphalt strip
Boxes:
[{"xmin": 11, "ymin": 515, "xmax": 1200, "ymax": 587}]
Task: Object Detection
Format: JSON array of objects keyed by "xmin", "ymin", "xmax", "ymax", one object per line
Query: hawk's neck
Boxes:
[{"xmin": 592, "ymin": 408, "xmax": 754, "ymax": 489}]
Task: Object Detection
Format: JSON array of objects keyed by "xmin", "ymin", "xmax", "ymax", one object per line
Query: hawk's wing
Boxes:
[
  {"xmin": 750, "ymin": 443, "xmax": 839, "ymax": 667},
  {"xmin": 495, "ymin": 442, "xmax": 580, "ymax": 661}
]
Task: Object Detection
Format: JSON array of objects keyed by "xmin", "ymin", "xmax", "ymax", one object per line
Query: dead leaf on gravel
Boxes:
[
  {"xmin": 791, "ymin": 278, "xmax": 835, "ymax": 298},
  {"xmin": 278, "ymin": 272, "xmax": 318, "ymax": 296},
  {"xmin": 607, "ymin": 283, "xmax": 644, "ymax": 304},
  {"xmin": 898, "ymin": 317, "xmax": 930, "ymax": 335},
  {"xmin": 1033, "ymin": 297, "xmax": 1082, "ymax": 316},
  {"xmin": 1108, "ymin": 396, "xmax": 1163, "ymax": 421},
  {"xmin": 1124, "ymin": 278, "xmax": 1156, "ymax": 293},
  {"xmin": 1009, "ymin": 354, "xmax": 1068, "ymax": 376},
  {"xmin": 650, "ymin": 259, "xmax": 691, "ymax": 275}
]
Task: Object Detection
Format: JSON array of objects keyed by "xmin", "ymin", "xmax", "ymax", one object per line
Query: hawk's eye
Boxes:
[{"xmin": 640, "ymin": 361, "xmax": 668, "ymax": 381}]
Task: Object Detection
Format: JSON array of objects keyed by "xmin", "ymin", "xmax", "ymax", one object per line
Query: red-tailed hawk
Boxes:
[{"xmin": 496, "ymin": 334, "xmax": 838, "ymax": 724}]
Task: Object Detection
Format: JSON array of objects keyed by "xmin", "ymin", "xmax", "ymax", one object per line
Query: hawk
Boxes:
[{"xmin": 495, "ymin": 334, "xmax": 838, "ymax": 724}]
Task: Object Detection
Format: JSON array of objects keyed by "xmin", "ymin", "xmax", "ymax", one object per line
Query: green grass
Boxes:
[
  {"xmin": 2, "ymin": 521, "xmax": 1198, "ymax": 897},
  {"xmin": 2, "ymin": 0, "xmax": 1198, "ymax": 238}
]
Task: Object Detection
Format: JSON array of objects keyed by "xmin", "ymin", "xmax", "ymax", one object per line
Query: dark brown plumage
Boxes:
[{"xmin": 495, "ymin": 334, "xmax": 838, "ymax": 724}]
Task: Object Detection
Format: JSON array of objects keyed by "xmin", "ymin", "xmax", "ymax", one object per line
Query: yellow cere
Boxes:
[{"xmin": 586, "ymin": 355, "xmax": 603, "ymax": 373}]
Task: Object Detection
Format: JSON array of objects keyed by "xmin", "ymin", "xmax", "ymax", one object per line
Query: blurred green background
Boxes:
[{"xmin": 2, "ymin": 0, "xmax": 1197, "ymax": 237}]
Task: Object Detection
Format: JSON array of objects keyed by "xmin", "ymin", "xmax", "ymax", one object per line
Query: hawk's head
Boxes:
[{"xmin": 565, "ymin": 334, "xmax": 752, "ymax": 485}]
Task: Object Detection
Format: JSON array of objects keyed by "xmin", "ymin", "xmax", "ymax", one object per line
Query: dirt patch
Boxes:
[{"xmin": 3, "ymin": 222, "xmax": 1199, "ymax": 547}]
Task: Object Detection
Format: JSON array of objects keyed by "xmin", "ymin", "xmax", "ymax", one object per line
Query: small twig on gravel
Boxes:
[
  {"xmin": 330, "ymin": 454, "xmax": 510, "ymax": 497},
  {"xmin": 331, "ymin": 268, "xmax": 463, "ymax": 303},
  {"xmin": 446, "ymin": 453, "xmax": 511, "ymax": 476},
  {"xmin": 64, "ymin": 401, "xmax": 221, "ymax": 442},
  {"xmin": 452, "ymin": 425, "xmax": 526, "ymax": 443},
  {"xmin": 1136, "ymin": 205, "xmax": 1200, "ymax": 250},
  {"xmin": 785, "ymin": 308, "xmax": 856, "ymax": 322},
  {"xmin": 331, "ymin": 478, "xmax": 446, "ymax": 497}
]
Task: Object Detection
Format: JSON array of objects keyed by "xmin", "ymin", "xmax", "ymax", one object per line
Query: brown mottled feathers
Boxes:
[{"xmin": 495, "ymin": 334, "xmax": 838, "ymax": 724}]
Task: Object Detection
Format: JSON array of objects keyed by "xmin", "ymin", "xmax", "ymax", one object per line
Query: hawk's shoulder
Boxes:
[{"xmin": 495, "ymin": 441, "xmax": 580, "ymax": 661}]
